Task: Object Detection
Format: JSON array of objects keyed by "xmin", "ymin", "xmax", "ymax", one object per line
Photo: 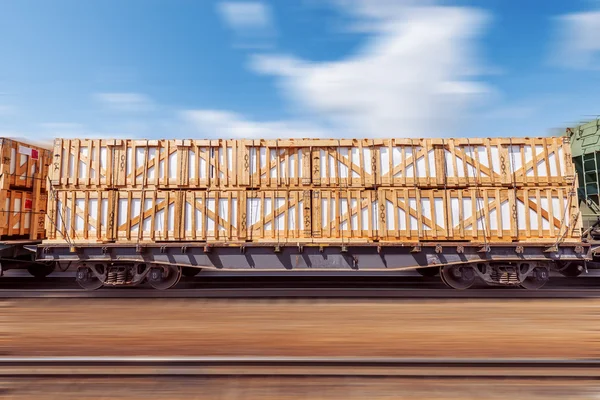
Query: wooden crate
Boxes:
[
  {"xmin": 181, "ymin": 190, "xmax": 309, "ymax": 242},
  {"xmin": 377, "ymin": 187, "xmax": 581, "ymax": 242},
  {"xmin": 254, "ymin": 137, "xmax": 574, "ymax": 189},
  {"xmin": 114, "ymin": 190, "xmax": 180, "ymax": 242},
  {"xmin": 312, "ymin": 189, "xmax": 451, "ymax": 241},
  {"xmin": 242, "ymin": 190, "xmax": 309, "ymax": 241},
  {"xmin": 115, "ymin": 140, "xmax": 179, "ymax": 189},
  {"xmin": 374, "ymin": 137, "xmax": 573, "ymax": 188},
  {"xmin": 311, "ymin": 189, "xmax": 380, "ymax": 240},
  {"xmin": 244, "ymin": 140, "xmax": 311, "ymax": 188},
  {"xmin": 0, "ymin": 190, "xmax": 46, "ymax": 239},
  {"xmin": 314, "ymin": 187, "xmax": 581, "ymax": 243},
  {"xmin": 45, "ymin": 189, "xmax": 311, "ymax": 244},
  {"xmin": 46, "ymin": 190, "xmax": 183, "ymax": 243},
  {"xmin": 46, "ymin": 190, "xmax": 114, "ymax": 242},
  {"xmin": 177, "ymin": 140, "xmax": 248, "ymax": 188},
  {"xmin": 441, "ymin": 137, "xmax": 574, "ymax": 188},
  {"xmin": 50, "ymin": 139, "xmax": 116, "ymax": 189},
  {"xmin": 442, "ymin": 187, "xmax": 580, "ymax": 242},
  {"xmin": 310, "ymin": 139, "xmax": 379, "ymax": 188},
  {"xmin": 375, "ymin": 188, "xmax": 448, "ymax": 241},
  {"xmin": 0, "ymin": 138, "xmax": 51, "ymax": 191},
  {"xmin": 51, "ymin": 139, "xmax": 250, "ymax": 189},
  {"xmin": 51, "ymin": 138, "xmax": 190, "ymax": 189}
]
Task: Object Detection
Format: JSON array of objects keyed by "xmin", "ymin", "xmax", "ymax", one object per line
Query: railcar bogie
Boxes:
[{"xmin": 460, "ymin": 261, "xmax": 553, "ymax": 289}]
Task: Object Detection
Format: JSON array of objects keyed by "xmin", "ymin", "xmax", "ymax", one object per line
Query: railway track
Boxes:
[
  {"xmin": 1, "ymin": 273, "xmax": 600, "ymax": 297},
  {"xmin": 2, "ymin": 287, "xmax": 600, "ymax": 298},
  {"xmin": 2, "ymin": 357, "xmax": 600, "ymax": 378}
]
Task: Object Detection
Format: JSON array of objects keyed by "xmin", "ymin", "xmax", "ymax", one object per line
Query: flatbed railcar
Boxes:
[
  {"xmin": 0, "ymin": 135, "xmax": 591, "ymax": 290},
  {"xmin": 33, "ymin": 136, "xmax": 590, "ymax": 290},
  {"xmin": 36, "ymin": 240, "xmax": 590, "ymax": 290}
]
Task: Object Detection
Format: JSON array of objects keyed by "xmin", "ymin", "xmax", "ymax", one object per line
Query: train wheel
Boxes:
[
  {"xmin": 416, "ymin": 267, "xmax": 439, "ymax": 277},
  {"xmin": 558, "ymin": 262, "xmax": 584, "ymax": 278},
  {"xmin": 148, "ymin": 265, "xmax": 182, "ymax": 290},
  {"xmin": 520, "ymin": 267, "xmax": 549, "ymax": 290},
  {"xmin": 182, "ymin": 267, "xmax": 201, "ymax": 277},
  {"xmin": 27, "ymin": 262, "xmax": 55, "ymax": 279},
  {"xmin": 76, "ymin": 266, "xmax": 103, "ymax": 290},
  {"xmin": 440, "ymin": 265, "xmax": 476, "ymax": 290}
]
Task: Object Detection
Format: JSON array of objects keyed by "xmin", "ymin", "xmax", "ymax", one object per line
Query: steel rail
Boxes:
[
  {"xmin": 2, "ymin": 287, "xmax": 600, "ymax": 298},
  {"xmin": 1, "ymin": 357, "xmax": 599, "ymax": 378}
]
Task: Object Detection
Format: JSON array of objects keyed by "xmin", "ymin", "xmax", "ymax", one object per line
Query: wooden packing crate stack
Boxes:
[
  {"xmin": 45, "ymin": 137, "xmax": 582, "ymax": 244},
  {"xmin": 0, "ymin": 138, "xmax": 51, "ymax": 240}
]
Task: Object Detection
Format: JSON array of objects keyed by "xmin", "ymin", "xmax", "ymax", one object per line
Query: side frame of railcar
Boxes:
[{"xmin": 36, "ymin": 241, "xmax": 590, "ymax": 290}]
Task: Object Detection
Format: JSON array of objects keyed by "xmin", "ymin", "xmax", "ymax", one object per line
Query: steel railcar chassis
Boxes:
[{"xmin": 36, "ymin": 241, "xmax": 591, "ymax": 290}]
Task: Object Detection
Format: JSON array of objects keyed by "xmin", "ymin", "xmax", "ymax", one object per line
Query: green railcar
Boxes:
[{"xmin": 567, "ymin": 119, "xmax": 600, "ymax": 231}]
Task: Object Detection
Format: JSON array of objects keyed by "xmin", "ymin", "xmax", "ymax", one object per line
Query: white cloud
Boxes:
[
  {"xmin": 0, "ymin": 128, "xmax": 71, "ymax": 149},
  {"xmin": 246, "ymin": 2, "xmax": 491, "ymax": 137},
  {"xmin": 6, "ymin": 122, "xmax": 135, "ymax": 149},
  {"xmin": 183, "ymin": 109, "xmax": 328, "ymax": 138},
  {"xmin": 0, "ymin": 105, "xmax": 16, "ymax": 116},
  {"xmin": 56, "ymin": 1, "xmax": 491, "ymax": 140},
  {"xmin": 554, "ymin": 10, "xmax": 600, "ymax": 69},
  {"xmin": 218, "ymin": 1, "xmax": 272, "ymax": 29},
  {"xmin": 1, "ymin": 124, "xmax": 109, "ymax": 150},
  {"xmin": 217, "ymin": 1, "xmax": 275, "ymax": 48},
  {"xmin": 480, "ymin": 105, "xmax": 537, "ymax": 120},
  {"xmin": 94, "ymin": 92, "xmax": 154, "ymax": 112}
]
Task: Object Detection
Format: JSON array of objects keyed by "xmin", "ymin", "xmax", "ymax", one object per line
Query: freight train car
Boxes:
[
  {"xmin": 568, "ymin": 119, "xmax": 600, "ymax": 230},
  {"xmin": 566, "ymin": 118, "xmax": 600, "ymax": 272},
  {"xmin": 36, "ymin": 137, "xmax": 590, "ymax": 290},
  {"xmin": 0, "ymin": 138, "xmax": 56, "ymax": 278}
]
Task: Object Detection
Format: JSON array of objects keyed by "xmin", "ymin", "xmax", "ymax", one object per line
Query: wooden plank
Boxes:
[
  {"xmin": 303, "ymin": 190, "xmax": 312, "ymax": 238},
  {"xmin": 312, "ymin": 190, "xmax": 322, "ymax": 238}
]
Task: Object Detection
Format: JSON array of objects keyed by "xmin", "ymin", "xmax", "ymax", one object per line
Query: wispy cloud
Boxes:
[
  {"xmin": 1, "ymin": 123, "xmax": 114, "ymax": 149},
  {"xmin": 0, "ymin": 104, "xmax": 16, "ymax": 116},
  {"xmin": 218, "ymin": 1, "xmax": 272, "ymax": 29},
  {"xmin": 93, "ymin": 92, "xmax": 155, "ymax": 112},
  {"xmin": 0, "ymin": 132, "xmax": 55, "ymax": 151},
  {"xmin": 182, "ymin": 109, "xmax": 328, "ymax": 138},
  {"xmin": 552, "ymin": 10, "xmax": 600, "ymax": 69},
  {"xmin": 217, "ymin": 1, "xmax": 275, "ymax": 48},
  {"xmin": 216, "ymin": 1, "xmax": 492, "ymax": 138}
]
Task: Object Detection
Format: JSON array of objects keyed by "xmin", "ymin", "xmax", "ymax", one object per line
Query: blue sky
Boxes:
[{"xmin": 1, "ymin": 0, "xmax": 600, "ymax": 144}]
